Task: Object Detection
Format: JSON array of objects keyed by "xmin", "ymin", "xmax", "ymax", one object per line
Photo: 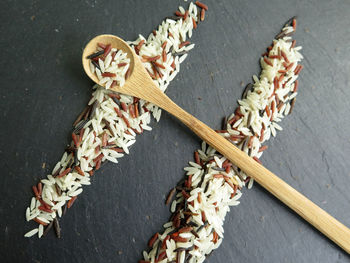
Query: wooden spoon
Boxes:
[{"xmin": 83, "ymin": 34, "xmax": 350, "ymax": 253}]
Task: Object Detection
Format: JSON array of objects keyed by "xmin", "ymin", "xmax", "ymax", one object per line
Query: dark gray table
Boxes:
[{"xmin": 1, "ymin": 0, "xmax": 350, "ymax": 262}]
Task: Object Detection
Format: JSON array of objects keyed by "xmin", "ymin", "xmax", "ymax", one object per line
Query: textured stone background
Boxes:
[{"xmin": 1, "ymin": 0, "xmax": 350, "ymax": 262}]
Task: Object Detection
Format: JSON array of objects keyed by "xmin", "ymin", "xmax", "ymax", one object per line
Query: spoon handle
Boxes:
[
  {"xmin": 104, "ymin": 38, "xmax": 350, "ymax": 252},
  {"xmin": 160, "ymin": 94, "xmax": 350, "ymax": 254}
]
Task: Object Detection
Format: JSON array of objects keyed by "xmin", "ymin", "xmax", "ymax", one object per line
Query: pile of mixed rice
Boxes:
[
  {"xmin": 24, "ymin": 1, "xmax": 207, "ymax": 239},
  {"xmin": 139, "ymin": 15, "xmax": 303, "ymax": 263},
  {"xmin": 24, "ymin": 2, "xmax": 303, "ymax": 263},
  {"xmin": 87, "ymin": 43, "xmax": 131, "ymax": 89}
]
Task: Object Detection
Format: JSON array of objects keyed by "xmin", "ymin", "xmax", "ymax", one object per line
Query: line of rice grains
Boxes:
[
  {"xmin": 24, "ymin": 1, "xmax": 207, "ymax": 238},
  {"xmin": 139, "ymin": 17, "xmax": 303, "ymax": 263}
]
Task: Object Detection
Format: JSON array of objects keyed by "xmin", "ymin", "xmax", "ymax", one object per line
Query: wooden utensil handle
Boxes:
[
  {"xmin": 161, "ymin": 95, "xmax": 350, "ymax": 254},
  {"xmin": 123, "ymin": 54, "xmax": 350, "ymax": 253}
]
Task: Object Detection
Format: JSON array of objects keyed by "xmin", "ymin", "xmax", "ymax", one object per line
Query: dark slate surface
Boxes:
[{"xmin": 1, "ymin": 0, "xmax": 350, "ymax": 262}]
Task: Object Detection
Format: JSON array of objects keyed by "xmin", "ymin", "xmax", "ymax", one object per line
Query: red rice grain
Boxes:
[
  {"xmin": 293, "ymin": 79, "xmax": 299, "ymax": 92},
  {"xmin": 146, "ymin": 68, "xmax": 156, "ymax": 80},
  {"xmin": 224, "ymin": 177, "xmax": 235, "ymax": 190},
  {"xmin": 157, "ymin": 251, "xmax": 166, "ymax": 261},
  {"xmin": 129, "ymin": 104, "xmax": 136, "ymax": 118},
  {"xmin": 194, "ymin": 151, "xmax": 200, "ymax": 165},
  {"xmin": 153, "ymin": 61, "xmax": 165, "ymax": 69},
  {"xmin": 38, "ymin": 205, "xmax": 53, "ymax": 213},
  {"xmin": 175, "ymin": 11, "xmax": 183, "ymax": 17},
  {"xmin": 179, "ymin": 41, "xmax": 191, "ymax": 49},
  {"xmin": 72, "ymin": 133, "xmax": 79, "ymax": 148},
  {"xmin": 265, "ymin": 105, "xmax": 271, "ymax": 117},
  {"xmin": 57, "ymin": 167, "xmax": 71, "ymax": 178},
  {"xmin": 184, "ymin": 10, "xmax": 189, "ymax": 20},
  {"xmin": 102, "ymin": 132, "xmax": 108, "ymax": 147},
  {"xmin": 97, "ymin": 43, "xmax": 106, "ymax": 49},
  {"xmin": 121, "ymin": 115, "xmax": 130, "ymax": 128},
  {"xmin": 38, "ymin": 198, "xmax": 51, "ymax": 210},
  {"xmin": 67, "ymin": 196, "xmax": 77, "ymax": 209},
  {"xmin": 111, "ymin": 51, "xmax": 117, "ymax": 60},
  {"xmin": 186, "ymin": 174, "xmax": 192, "ymax": 188},
  {"xmin": 79, "ymin": 128, "xmax": 84, "ymax": 145},
  {"xmin": 181, "ymin": 190, "xmax": 190, "ymax": 199},
  {"xmin": 37, "ymin": 182, "xmax": 43, "ymax": 197},
  {"xmin": 172, "ymin": 236, "xmax": 188, "ymax": 242},
  {"xmin": 278, "ymin": 73, "xmax": 285, "ymax": 83},
  {"xmin": 269, "ymin": 55, "xmax": 281, "ymax": 59},
  {"xmin": 102, "ymin": 72, "xmax": 116, "ymax": 78},
  {"xmin": 135, "ymin": 39, "xmax": 145, "ymax": 55},
  {"xmin": 142, "ymin": 55, "xmax": 161, "ymax": 62},
  {"xmin": 120, "ymin": 102, "xmax": 128, "ymax": 112},
  {"xmin": 114, "ymin": 107, "xmax": 122, "ymax": 118},
  {"xmin": 33, "ymin": 217, "xmax": 48, "ymax": 226},
  {"xmin": 260, "ymin": 127, "xmax": 265, "ymax": 142},
  {"xmin": 134, "ymin": 103, "xmax": 139, "ymax": 117},
  {"xmin": 253, "ymin": 156, "xmax": 262, "ymax": 164},
  {"xmin": 263, "ymin": 57, "xmax": 273, "ymax": 67},
  {"xmin": 292, "ymin": 18, "xmax": 297, "ymax": 30},
  {"xmin": 32, "ymin": 185, "xmax": 39, "ymax": 199},
  {"xmin": 291, "ymin": 40, "xmax": 296, "ymax": 49},
  {"xmin": 294, "ymin": 64, "xmax": 303, "ymax": 75},
  {"xmin": 117, "ymin": 62, "xmax": 128, "ymax": 68},
  {"xmin": 93, "ymin": 153, "xmax": 104, "ymax": 164},
  {"xmin": 162, "ymin": 48, "xmax": 167, "ymax": 63},
  {"xmin": 195, "ymin": 1, "xmax": 208, "ymax": 10},
  {"xmin": 103, "ymin": 44, "xmax": 112, "ymax": 57},
  {"xmin": 162, "ymin": 235, "xmax": 170, "ymax": 249},
  {"xmin": 281, "ymin": 50, "xmax": 290, "ymax": 63},
  {"xmin": 148, "ymin": 233, "xmax": 159, "ymax": 247},
  {"xmin": 165, "ymin": 188, "xmax": 176, "ymax": 205},
  {"xmin": 197, "ymin": 192, "xmax": 202, "ymax": 203},
  {"xmin": 286, "ymin": 62, "xmax": 294, "ymax": 71},
  {"xmin": 95, "ymin": 159, "xmax": 102, "ymax": 170},
  {"xmin": 212, "ymin": 231, "xmax": 218, "ymax": 244},
  {"xmin": 271, "ymin": 100, "xmax": 275, "ymax": 120},
  {"xmin": 259, "ymin": 145, "xmax": 268, "ymax": 152},
  {"xmin": 75, "ymin": 166, "xmax": 85, "ymax": 177},
  {"xmin": 201, "ymin": 211, "xmax": 206, "ymax": 222},
  {"xmin": 192, "ymin": 17, "xmax": 197, "ymax": 29},
  {"xmin": 200, "ymin": 9, "xmax": 205, "ymax": 21}
]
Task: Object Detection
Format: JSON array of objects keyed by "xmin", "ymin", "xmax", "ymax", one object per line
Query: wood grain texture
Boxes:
[
  {"xmin": 166, "ymin": 100, "xmax": 350, "ymax": 254},
  {"xmin": 90, "ymin": 33, "xmax": 350, "ymax": 253}
]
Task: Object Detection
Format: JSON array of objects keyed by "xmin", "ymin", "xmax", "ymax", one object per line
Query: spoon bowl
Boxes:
[
  {"xmin": 82, "ymin": 34, "xmax": 350, "ymax": 254},
  {"xmin": 82, "ymin": 34, "xmax": 135, "ymax": 87},
  {"xmin": 82, "ymin": 34, "xmax": 160, "ymax": 102}
]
